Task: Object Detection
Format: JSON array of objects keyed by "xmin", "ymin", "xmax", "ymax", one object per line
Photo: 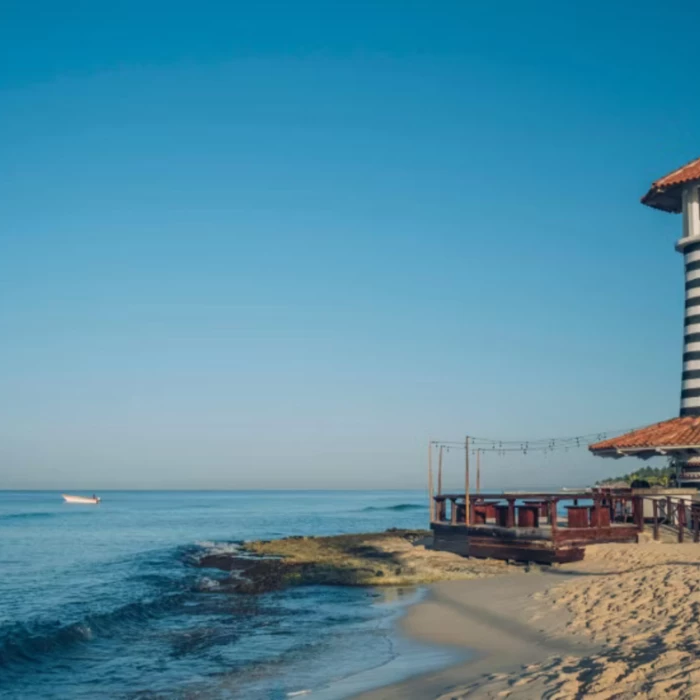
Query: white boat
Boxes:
[{"xmin": 62, "ymin": 494, "xmax": 101, "ymax": 504}]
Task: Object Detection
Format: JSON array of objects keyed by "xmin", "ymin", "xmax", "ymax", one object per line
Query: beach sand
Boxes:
[{"xmin": 354, "ymin": 539, "xmax": 700, "ymax": 699}]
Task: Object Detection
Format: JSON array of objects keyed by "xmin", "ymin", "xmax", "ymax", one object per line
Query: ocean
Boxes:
[{"xmin": 0, "ymin": 490, "xmax": 462, "ymax": 699}]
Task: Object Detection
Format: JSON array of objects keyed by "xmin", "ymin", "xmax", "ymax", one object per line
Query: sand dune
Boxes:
[
  {"xmin": 443, "ymin": 541, "xmax": 700, "ymax": 699},
  {"xmin": 354, "ymin": 540, "xmax": 700, "ymax": 700}
]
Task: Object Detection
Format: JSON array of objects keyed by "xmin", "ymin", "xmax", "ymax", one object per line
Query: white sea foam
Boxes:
[
  {"xmin": 195, "ymin": 577, "xmax": 221, "ymax": 591},
  {"xmin": 195, "ymin": 541, "xmax": 242, "ymax": 556}
]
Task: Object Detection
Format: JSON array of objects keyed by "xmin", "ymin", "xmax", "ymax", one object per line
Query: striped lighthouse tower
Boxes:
[
  {"xmin": 642, "ymin": 157, "xmax": 700, "ymax": 485},
  {"xmin": 590, "ymin": 159, "xmax": 700, "ymax": 482},
  {"xmin": 679, "ymin": 183, "xmax": 700, "ymax": 416}
]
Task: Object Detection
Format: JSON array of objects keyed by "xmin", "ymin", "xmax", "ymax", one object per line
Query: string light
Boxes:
[{"xmin": 430, "ymin": 427, "xmax": 639, "ymax": 454}]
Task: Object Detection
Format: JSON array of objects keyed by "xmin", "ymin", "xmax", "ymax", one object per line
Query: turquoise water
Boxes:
[{"xmin": 0, "ymin": 490, "xmax": 458, "ymax": 699}]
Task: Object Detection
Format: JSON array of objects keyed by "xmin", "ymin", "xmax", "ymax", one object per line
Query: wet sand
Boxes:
[{"xmin": 354, "ymin": 540, "xmax": 700, "ymax": 699}]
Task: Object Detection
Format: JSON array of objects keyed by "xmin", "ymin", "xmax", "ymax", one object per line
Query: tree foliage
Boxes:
[{"xmin": 597, "ymin": 464, "xmax": 675, "ymax": 487}]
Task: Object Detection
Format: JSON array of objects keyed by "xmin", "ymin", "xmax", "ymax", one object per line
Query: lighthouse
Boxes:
[
  {"xmin": 590, "ymin": 157, "xmax": 700, "ymax": 487},
  {"xmin": 641, "ymin": 157, "xmax": 700, "ymax": 417}
]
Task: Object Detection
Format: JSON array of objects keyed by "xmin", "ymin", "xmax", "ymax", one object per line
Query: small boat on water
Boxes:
[{"xmin": 62, "ymin": 494, "xmax": 101, "ymax": 505}]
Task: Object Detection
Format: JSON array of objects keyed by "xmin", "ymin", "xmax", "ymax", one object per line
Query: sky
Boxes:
[{"xmin": 1, "ymin": 1, "xmax": 698, "ymax": 489}]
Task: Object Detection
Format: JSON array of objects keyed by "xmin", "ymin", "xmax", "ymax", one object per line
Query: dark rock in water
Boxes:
[
  {"xmin": 197, "ymin": 554, "xmax": 243, "ymax": 572},
  {"xmin": 197, "ymin": 554, "xmax": 291, "ymax": 593}
]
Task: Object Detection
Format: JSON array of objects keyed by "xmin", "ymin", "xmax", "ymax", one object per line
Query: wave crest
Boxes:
[{"xmin": 0, "ymin": 590, "xmax": 188, "ymax": 668}]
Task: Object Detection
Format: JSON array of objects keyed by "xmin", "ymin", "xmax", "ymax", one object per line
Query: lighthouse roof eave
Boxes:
[
  {"xmin": 589, "ymin": 416, "xmax": 700, "ymax": 460},
  {"xmin": 641, "ymin": 155, "xmax": 700, "ymax": 213}
]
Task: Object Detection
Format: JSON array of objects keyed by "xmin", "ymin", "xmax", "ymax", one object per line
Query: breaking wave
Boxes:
[
  {"xmin": 194, "ymin": 540, "xmax": 244, "ymax": 556},
  {"xmin": 0, "ymin": 589, "xmax": 191, "ymax": 668}
]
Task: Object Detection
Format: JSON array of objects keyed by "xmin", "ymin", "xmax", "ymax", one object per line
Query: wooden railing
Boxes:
[
  {"xmin": 644, "ymin": 495, "xmax": 700, "ymax": 543},
  {"xmin": 431, "ymin": 491, "xmax": 643, "ymax": 531},
  {"xmin": 433, "ymin": 491, "xmax": 700, "ymax": 544}
]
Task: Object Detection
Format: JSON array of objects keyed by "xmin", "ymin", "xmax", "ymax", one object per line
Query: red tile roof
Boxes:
[
  {"xmin": 589, "ymin": 416, "xmax": 700, "ymax": 456},
  {"xmin": 642, "ymin": 156, "xmax": 700, "ymax": 213}
]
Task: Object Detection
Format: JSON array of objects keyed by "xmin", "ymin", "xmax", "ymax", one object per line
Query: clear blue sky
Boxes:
[{"xmin": 1, "ymin": 1, "xmax": 696, "ymax": 489}]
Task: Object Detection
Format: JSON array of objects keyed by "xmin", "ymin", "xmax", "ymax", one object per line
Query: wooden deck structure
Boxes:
[{"xmin": 430, "ymin": 491, "xmax": 642, "ymax": 564}]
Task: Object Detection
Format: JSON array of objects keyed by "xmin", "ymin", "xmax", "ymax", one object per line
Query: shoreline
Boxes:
[
  {"xmin": 194, "ymin": 527, "xmax": 700, "ymax": 697},
  {"xmin": 354, "ymin": 540, "xmax": 700, "ymax": 699},
  {"xmin": 196, "ymin": 529, "xmax": 542, "ymax": 698},
  {"xmin": 307, "ymin": 586, "xmax": 470, "ymax": 700},
  {"xmin": 351, "ymin": 568, "xmax": 596, "ymax": 700},
  {"xmin": 193, "ymin": 528, "xmax": 519, "ymax": 697}
]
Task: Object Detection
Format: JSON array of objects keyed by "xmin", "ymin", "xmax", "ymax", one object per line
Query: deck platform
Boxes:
[{"xmin": 430, "ymin": 492, "xmax": 642, "ymax": 564}]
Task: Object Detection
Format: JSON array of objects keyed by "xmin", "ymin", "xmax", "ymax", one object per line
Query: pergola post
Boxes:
[
  {"xmin": 428, "ymin": 440, "xmax": 434, "ymax": 523},
  {"xmin": 464, "ymin": 436, "xmax": 470, "ymax": 525},
  {"xmin": 476, "ymin": 450, "xmax": 481, "ymax": 493}
]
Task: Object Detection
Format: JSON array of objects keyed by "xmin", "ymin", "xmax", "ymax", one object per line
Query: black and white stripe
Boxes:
[{"xmin": 681, "ymin": 240, "xmax": 700, "ymax": 416}]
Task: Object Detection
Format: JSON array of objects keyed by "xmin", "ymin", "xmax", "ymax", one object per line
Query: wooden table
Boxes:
[
  {"xmin": 523, "ymin": 500, "xmax": 549, "ymax": 518},
  {"xmin": 472, "ymin": 505, "xmax": 488, "ymax": 524},
  {"xmin": 495, "ymin": 504, "xmax": 512, "ymax": 528},
  {"xmin": 477, "ymin": 500, "xmax": 500, "ymax": 520},
  {"xmin": 517, "ymin": 505, "xmax": 540, "ymax": 528},
  {"xmin": 566, "ymin": 505, "xmax": 589, "ymax": 528},
  {"xmin": 589, "ymin": 505, "xmax": 611, "ymax": 527}
]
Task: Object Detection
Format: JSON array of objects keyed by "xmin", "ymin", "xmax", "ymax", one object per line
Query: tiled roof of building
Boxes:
[
  {"xmin": 589, "ymin": 416, "xmax": 700, "ymax": 457},
  {"xmin": 641, "ymin": 156, "xmax": 700, "ymax": 213}
]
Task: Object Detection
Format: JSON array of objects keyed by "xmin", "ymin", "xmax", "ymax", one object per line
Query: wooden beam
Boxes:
[
  {"xmin": 464, "ymin": 436, "xmax": 470, "ymax": 525},
  {"xmin": 633, "ymin": 496, "xmax": 644, "ymax": 532},
  {"xmin": 594, "ymin": 495, "xmax": 601, "ymax": 530},
  {"xmin": 428, "ymin": 440, "xmax": 434, "ymax": 523},
  {"xmin": 476, "ymin": 450, "xmax": 481, "ymax": 494},
  {"xmin": 549, "ymin": 500, "xmax": 558, "ymax": 533}
]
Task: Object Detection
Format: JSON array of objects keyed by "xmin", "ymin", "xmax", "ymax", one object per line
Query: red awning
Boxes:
[
  {"xmin": 589, "ymin": 416, "xmax": 700, "ymax": 459},
  {"xmin": 641, "ymin": 156, "xmax": 700, "ymax": 213}
]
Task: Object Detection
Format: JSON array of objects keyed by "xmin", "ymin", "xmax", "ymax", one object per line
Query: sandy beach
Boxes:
[{"xmin": 355, "ymin": 538, "xmax": 700, "ymax": 699}]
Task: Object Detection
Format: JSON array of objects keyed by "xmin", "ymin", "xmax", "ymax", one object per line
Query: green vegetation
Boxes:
[{"xmin": 597, "ymin": 465, "xmax": 675, "ymax": 487}]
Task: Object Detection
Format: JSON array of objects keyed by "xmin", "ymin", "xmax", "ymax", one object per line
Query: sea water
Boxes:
[{"xmin": 0, "ymin": 491, "xmax": 462, "ymax": 699}]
